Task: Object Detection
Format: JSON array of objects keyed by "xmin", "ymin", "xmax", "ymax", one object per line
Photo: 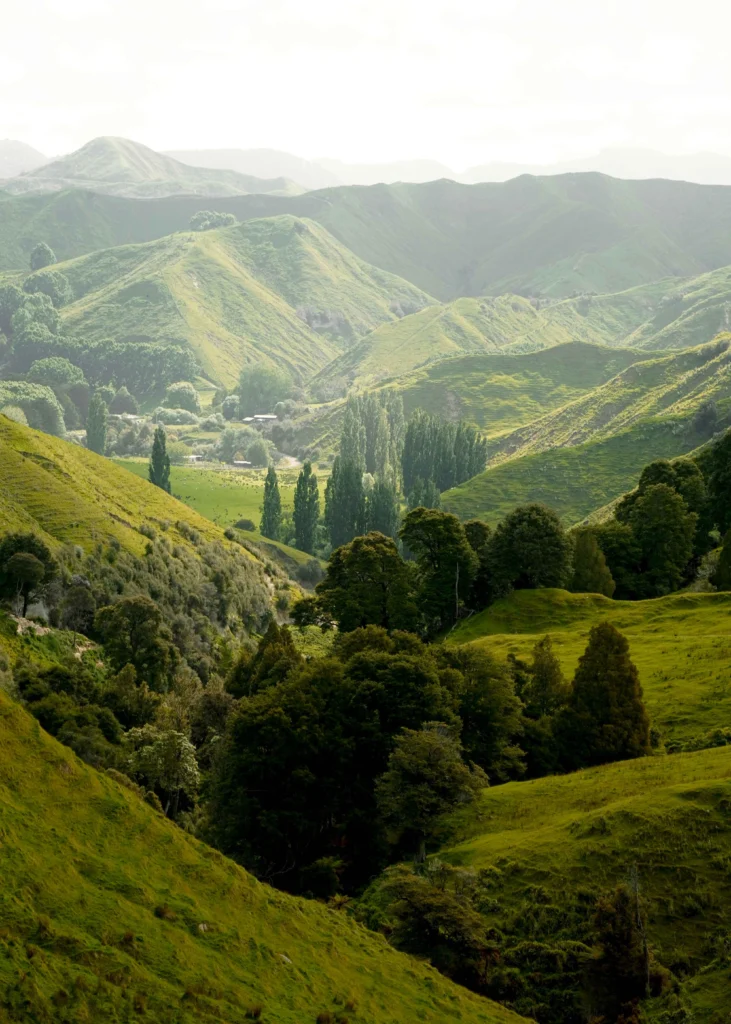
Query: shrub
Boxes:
[
  {"xmin": 200, "ymin": 413, "xmax": 224, "ymax": 431},
  {"xmin": 0, "ymin": 404, "xmax": 28, "ymax": 425},
  {"xmin": 164, "ymin": 381, "xmax": 201, "ymax": 413},
  {"xmin": 190, "ymin": 210, "xmax": 237, "ymax": 231},
  {"xmin": 153, "ymin": 406, "xmax": 200, "ymax": 425},
  {"xmin": 235, "ymin": 518, "xmax": 256, "ymax": 532}
]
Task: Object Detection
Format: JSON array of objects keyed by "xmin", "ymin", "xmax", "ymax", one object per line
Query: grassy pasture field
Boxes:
[{"xmin": 449, "ymin": 588, "xmax": 731, "ymax": 746}]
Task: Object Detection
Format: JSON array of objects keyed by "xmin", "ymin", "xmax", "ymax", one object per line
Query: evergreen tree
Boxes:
[
  {"xmin": 293, "ymin": 461, "xmax": 320, "ymax": 553},
  {"xmin": 407, "ymin": 477, "xmax": 441, "ymax": 510},
  {"xmin": 711, "ymin": 530, "xmax": 731, "ymax": 591},
  {"xmin": 556, "ymin": 622, "xmax": 651, "ymax": 769},
  {"xmin": 367, "ymin": 476, "xmax": 401, "ymax": 539},
  {"xmin": 570, "ymin": 527, "xmax": 616, "ymax": 597},
  {"xmin": 148, "ymin": 426, "xmax": 171, "ymax": 493},
  {"xmin": 629, "ymin": 483, "xmax": 696, "ymax": 596},
  {"xmin": 520, "ymin": 636, "xmax": 570, "ymax": 718},
  {"xmin": 324, "ymin": 456, "xmax": 366, "ymax": 548},
  {"xmin": 339, "ymin": 401, "xmax": 367, "ymax": 468},
  {"xmin": 260, "ymin": 465, "xmax": 282, "ymax": 540},
  {"xmin": 709, "ymin": 428, "xmax": 731, "ymax": 534},
  {"xmin": 86, "ymin": 392, "xmax": 108, "ymax": 456}
]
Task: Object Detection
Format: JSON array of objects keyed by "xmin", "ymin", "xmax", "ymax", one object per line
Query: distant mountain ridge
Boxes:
[
  {"xmin": 0, "ymin": 139, "xmax": 47, "ymax": 178},
  {"xmin": 2, "ymin": 136, "xmax": 302, "ymax": 198}
]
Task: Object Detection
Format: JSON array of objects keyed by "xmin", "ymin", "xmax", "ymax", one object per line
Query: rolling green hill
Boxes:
[
  {"xmin": 4, "ymin": 136, "xmax": 302, "ymax": 199},
  {"xmin": 449, "ymin": 588, "xmax": 731, "ymax": 746},
  {"xmin": 383, "ymin": 342, "xmax": 648, "ymax": 436},
  {"xmin": 441, "ymin": 340, "xmax": 731, "ymax": 523},
  {"xmin": 437, "ymin": 743, "xmax": 731, "ymax": 1022},
  {"xmin": 49, "ymin": 216, "xmax": 432, "ymax": 385},
  {"xmin": 7, "ymin": 173, "xmax": 731, "ymax": 299},
  {"xmin": 0, "ymin": 688, "xmax": 524, "ymax": 1024}
]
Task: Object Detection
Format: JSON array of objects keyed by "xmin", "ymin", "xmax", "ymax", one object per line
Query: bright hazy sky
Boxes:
[{"xmin": 3, "ymin": 0, "xmax": 731, "ymax": 167}]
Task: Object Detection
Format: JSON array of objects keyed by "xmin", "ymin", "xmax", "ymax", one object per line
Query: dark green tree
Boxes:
[
  {"xmin": 407, "ymin": 477, "xmax": 442, "ymax": 510},
  {"xmin": 324, "ymin": 456, "xmax": 366, "ymax": 548},
  {"xmin": 30, "ymin": 242, "xmax": 56, "ymax": 271},
  {"xmin": 556, "ymin": 622, "xmax": 651, "ymax": 769},
  {"xmin": 0, "ymin": 533, "xmax": 57, "ymax": 612},
  {"xmin": 260, "ymin": 465, "xmax": 282, "ymax": 540},
  {"xmin": 464, "ymin": 519, "xmax": 493, "ymax": 608},
  {"xmin": 86, "ymin": 392, "xmax": 108, "ymax": 455},
  {"xmin": 709, "ymin": 428, "xmax": 731, "ymax": 535},
  {"xmin": 315, "ymin": 532, "xmax": 419, "ymax": 633},
  {"xmin": 520, "ymin": 636, "xmax": 570, "ymax": 718},
  {"xmin": 375, "ymin": 723, "xmax": 487, "ymax": 860},
  {"xmin": 592, "ymin": 521, "xmax": 643, "ymax": 600},
  {"xmin": 400, "ymin": 507, "xmax": 478, "ymax": 629},
  {"xmin": 489, "ymin": 504, "xmax": 573, "ymax": 593},
  {"xmin": 629, "ymin": 483, "xmax": 696, "ymax": 595},
  {"xmin": 4, "ymin": 552, "xmax": 46, "ymax": 615},
  {"xmin": 570, "ymin": 527, "xmax": 616, "ymax": 597},
  {"xmin": 293, "ymin": 461, "xmax": 320, "ymax": 553},
  {"xmin": 367, "ymin": 476, "xmax": 401, "ymax": 539},
  {"xmin": 340, "ymin": 399, "xmax": 367, "ymax": 468},
  {"xmin": 164, "ymin": 380, "xmax": 200, "ymax": 413},
  {"xmin": 23, "ymin": 269, "xmax": 72, "ymax": 308},
  {"xmin": 148, "ymin": 426, "xmax": 171, "ymax": 493},
  {"xmin": 94, "ymin": 595, "xmax": 178, "ymax": 691},
  {"xmin": 226, "ymin": 621, "xmax": 302, "ymax": 697},
  {"xmin": 589, "ymin": 884, "xmax": 653, "ymax": 1019}
]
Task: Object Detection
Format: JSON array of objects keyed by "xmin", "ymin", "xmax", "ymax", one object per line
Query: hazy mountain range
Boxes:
[{"xmin": 6, "ymin": 137, "xmax": 731, "ymax": 189}]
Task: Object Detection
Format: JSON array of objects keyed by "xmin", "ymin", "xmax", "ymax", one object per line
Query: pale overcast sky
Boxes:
[{"xmin": 3, "ymin": 0, "xmax": 731, "ymax": 167}]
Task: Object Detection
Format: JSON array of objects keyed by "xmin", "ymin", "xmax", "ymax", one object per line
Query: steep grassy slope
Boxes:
[
  {"xmin": 383, "ymin": 343, "xmax": 646, "ymax": 435},
  {"xmin": 442, "ymin": 417, "xmax": 710, "ymax": 525},
  {"xmin": 0, "ymin": 691, "xmax": 524, "ymax": 1024},
  {"xmin": 53, "ymin": 216, "xmax": 431, "ymax": 385},
  {"xmin": 441, "ymin": 340, "xmax": 731, "ymax": 523},
  {"xmin": 4, "ymin": 136, "xmax": 301, "ymax": 198},
  {"xmin": 439, "ymin": 745, "xmax": 731, "ymax": 1022},
  {"xmin": 449, "ymin": 588, "xmax": 731, "ymax": 746},
  {"xmin": 0, "ymin": 416, "xmax": 259, "ymax": 557},
  {"xmin": 7, "ymin": 173, "xmax": 731, "ymax": 297}
]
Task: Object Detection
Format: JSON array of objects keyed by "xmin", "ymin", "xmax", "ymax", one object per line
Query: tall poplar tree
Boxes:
[
  {"xmin": 260, "ymin": 465, "xmax": 282, "ymax": 540},
  {"xmin": 324, "ymin": 456, "xmax": 366, "ymax": 549},
  {"xmin": 148, "ymin": 426, "xmax": 171, "ymax": 493},
  {"xmin": 293, "ymin": 461, "xmax": 320, "ymax": 553},
  {"xmin": 86, "ymin": 392, "xmax": 108, "ymax": 456}
]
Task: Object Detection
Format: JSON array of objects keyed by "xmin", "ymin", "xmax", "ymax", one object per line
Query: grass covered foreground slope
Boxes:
[
  {"xmin": 438, "ymin": 744, "xmax": 731, "ymax": 1022},
  {"xmin": 0, "ymin": 416, "xmax": 256, "ymax": 557},
  {"xmin": 450, "ymin": 588, "xmax": 731, "ymax": 746},
  {"xmin": 3, "ymin": 136, "xmax": 301, "ymax": 199},
  {"xmin": 0, "ymin": 694, "xmax": 525, "ymax": 1024},
  {"xmin": 54, "ymin": 216, "xmax": 432, "ymax": 385}
]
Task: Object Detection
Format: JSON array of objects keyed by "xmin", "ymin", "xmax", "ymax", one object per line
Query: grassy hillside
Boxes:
[
  {"xmin": 384, "ymin": 342, "xmax": 646, "ymax": 435},
  {"xmin": 0, "ymin": 690, "xmax": 524, "ymax": 1024},
  {"xmin": 441, "ymin": 340, "xmax": 731, "ymax": 523},
  {"xmin": 4, "ymin": 136, "xmax": 301, "ymax": 199},
  {"xmin": 0, "ymin": 416, "xmax": 261, "ymax": 558},
  {"xmin": 449, "ymin": 588, "xmax": 731, "ymax": 746},
  {"xmin": 442, "ymin": 416, "xmax": 711, "ymax": 525},
  {"xmin": 438, "ymin": 744, "xmax": 731, "ymax": 1021},
  {"xmin": 52, "ymin": 216, "xmax": 431, "ymax": 385},
  {"xmin": 7, "ymin": 173, "xmax": 731, "ymax": 297}
]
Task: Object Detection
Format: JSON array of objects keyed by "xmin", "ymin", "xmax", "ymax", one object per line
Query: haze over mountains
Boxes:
[{"xmin": 7, "ymin": 136, "xmax": 731, "ymax": 190}]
